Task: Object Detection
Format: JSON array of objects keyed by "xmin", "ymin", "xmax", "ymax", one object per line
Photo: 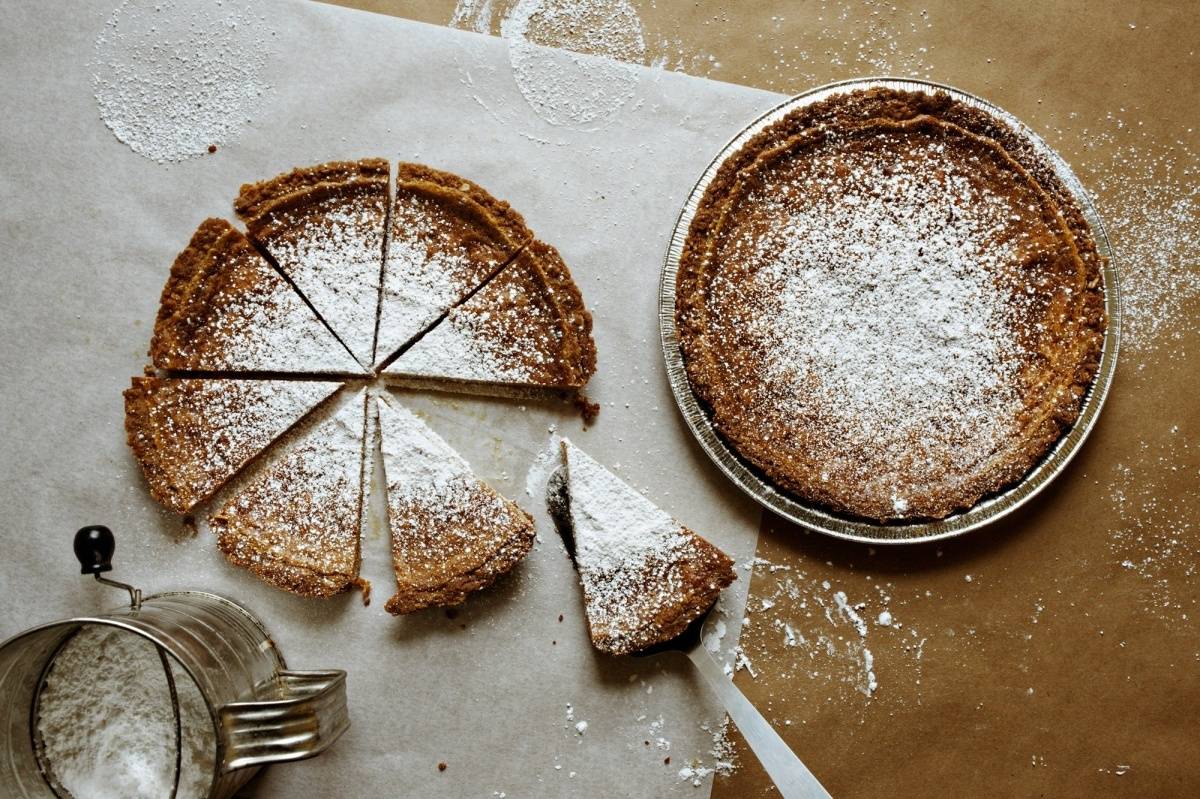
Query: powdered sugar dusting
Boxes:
[
  {"xmin": 388, "ymin": 259, "xmax": 565, "ymax": 385},
  {"xmin": 212, "ymin": 392, "xmax": 366, "ymax": 582},
  {"xmin": 375, "ymin": 193, "xmax": 506, "ymax": 366},
  {"xmin": 155, "ymin": 226, "xmax": 360, "ymax": 374},
  {"xmin": 128, "ymin": 378, "xmax": 339, "ymax": 512},
  {"xmin": 376, "ymin": 394, "xmax": 527, "ymax": 594},
  {"xmin": 92, "ymin": 0, "xmax": 275, "ymax": 163},
  {"xmin": 261, "ymin": 199, "xmax": 386, "ymax": 367},
  {"xmin": 559, "ymin": 439, "xmax": 700, "ymax": 648},
  {"xmin": 709, "ymin": 128, "xmax": 1046, "ymax": 514},
  {"xmin": 451, "ymin": 0, "xmax": 646, "ymax": 134},
  {"xmin": 377, "ymin": 396, "xmax": 472, "ymax": 495}
]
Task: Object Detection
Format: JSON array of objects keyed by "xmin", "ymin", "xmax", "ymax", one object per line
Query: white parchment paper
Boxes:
[{"xmin": 0, "ymin": 1, "xmax": 782, "ymax": 795}]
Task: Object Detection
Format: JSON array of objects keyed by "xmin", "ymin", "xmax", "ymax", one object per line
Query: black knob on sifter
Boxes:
[{"xmin": 74, "ymin": 525, "xmax": 115, "ymax": 575}]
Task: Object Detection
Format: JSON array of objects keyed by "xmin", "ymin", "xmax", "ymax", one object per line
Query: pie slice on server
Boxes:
[
  {"xmin": 373, "ymin": 163, "xmax": 532, "ymax": 368},
  {"xmin": 150, "ymin": 219, "xmax": 360, "ymax": 374},
  {"xmin": 547, "ymin": 439, "xmax": 735, "ymax": 656},
  {"xmin": 235, "ymin": 159, "xmax": 390, "ymax": 368},
  {"xmin": 210, "ymin": 391, "xmax": 370, "ymax": 600},
  {"xmin": 376, "ymin": 394, "xmax": 535, "ymax": 615},
  {"xmin": 123, "ymin": 377, "xmax": 341, "ymax": 514},
  {"xmin": 382, "ymin": 241, "xmax": 596, "ymax": 398}
]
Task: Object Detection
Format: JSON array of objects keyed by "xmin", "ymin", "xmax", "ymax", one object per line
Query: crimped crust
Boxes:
[
  {"xmin": 677, "ymin": 89, "xmax": 1106, "ymax": 522},
  {"xmin": 234, "ymin": 159, "xmax": 390, "ymax": 366},
  {"xmin": 123, "ymin": 377, "xmax": 339, "ymax": 514},
  {"xmin": 525, "ymin": 239, "xmax": 598, "ymax": 386},
  {"xmin": 374, "ymin": 163, "xmax": 537, "ymax": 366}
]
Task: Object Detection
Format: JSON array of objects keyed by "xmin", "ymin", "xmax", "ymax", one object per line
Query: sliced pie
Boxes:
[
  {"xmin": 235, "ymin": 159, "xmax": 390, "ymax": 367},
  {"xmin": 374, "ymin": 163, "xmax": 532, "ymax": 368},
  {"xmin": 150, "ymin": 219, "xmax": 360, "ymax": 374},
  {"xmin": 211, "ymin": 391, "xmax": 370, "ymax": 599},
  {"xmin": 123, "ymin": 377, "xmax": 340, "ymax": 514},
  {"xmin": 382, "ymin": 241, "xmax": 596, "ymax": 398},
  {"xmin": 376, "ymin": 394, "xmax": 535, "ymax": 614},
  {"xmin": 548, "ymin": 439, "xmax": 735, "ymax": 656}
]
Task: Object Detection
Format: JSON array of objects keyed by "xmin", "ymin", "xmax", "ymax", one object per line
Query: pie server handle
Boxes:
[{"xmin": 686, "ymin": 645, "xmax": 833, "ymax": 798}]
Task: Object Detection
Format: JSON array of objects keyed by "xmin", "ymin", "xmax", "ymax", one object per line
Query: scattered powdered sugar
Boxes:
[
  {"xmin": 35, "ymin": 625, "xmax": 214, "ymax": 799},
  {"xmin": 92, "ymin": 0, "xmax": 275, "ymax": 162},
  {"xmin": 1085, "ymin": 132, "xmax": 1200, "ymax": 365},
  {"xmin": 676, "ymin": 718, "xmax": 737, "ymax": 787},
  {"xmin": 735, "ymin": 560, "xmax": 929, "ymax": 705},
  {"xmin": 717, "ymin": 131, "xmax": 1040, "ymax": 512},
  {"xmin": 1107, "ymin": 425, "xmax": 1199, "ymax": 623},
  {"xmin": 525, "ymin": 429, "xmax": 564, "ymax": 498},
  {"xmin": 260, "ymin": 199, "xmax": 387, "ymax": 368},
  {"xmin": 451, "ymin": 0, "xmax": 647, "ymax": 132}
]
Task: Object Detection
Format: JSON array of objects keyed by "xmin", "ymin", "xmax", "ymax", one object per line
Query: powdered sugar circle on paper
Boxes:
[
  {"xmin": 452, "ymin": 0, "xmax": 647, "ymax": 132},
  {"xmin": 92, "ymin": 0, "xmax": 276, "ymax": 163}
]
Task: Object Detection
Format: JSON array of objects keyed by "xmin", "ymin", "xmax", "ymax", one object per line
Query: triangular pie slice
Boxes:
[
  {"xmin": 376, "ymin": 394, "xmax": 535, "ymax": 615},
  {"xmin": 547, "ymin": 439, "xmax": 735, "ymax": 655},
  {"xmin": 374, "ymin": 163, "xmax": 532, "ymax": 368},
  {"xmin": 150, "ymin": 219, "xmax": 361, "ymax": 374},
  {"xmin": 211, "ymin": 391, "xmax": 370, "ymax": 600},
  {"xmin": 382, "ymin": 240, "xmax": 596, "ymax": 398},
  {"xmin": 124, "ymin": 377, "xmax": 341, "ymax": 514},
  {"xmin": 235, "ymin": 159, "xmax": 390, "ymax": 367}
]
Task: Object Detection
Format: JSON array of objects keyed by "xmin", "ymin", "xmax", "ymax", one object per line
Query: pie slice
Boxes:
[
  {"xmin": 211, "ymin": 391, "xmax": 370, "ymax": 600},
  {"xmin": 382, "ymin": 241, "xmax": 596, "ymax": 398},
  {"xmin": 150, "ymin": 219, "xmax": 361, "ymax": 374},
  {"xmin": 374, "ymin": 163, "xmax": 532, "ymax": 368},
  {"xmin": 124, "ymin": 377, "xmax": 340, "ymax": 514},
  {"xmin": 547, "ymin": 439, "xmax": 735, "ymax": 655},
  {"xmin": 235, "ymin": 159, "xmax": 390, "ymax": 367},
  {"xmin": 376, "ymin": 394, "xmax": 535, "ymax": 615}
]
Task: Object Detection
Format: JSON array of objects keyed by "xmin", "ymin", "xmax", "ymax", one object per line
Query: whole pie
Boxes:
[{"xmin": 676, "ymin": 88, "xmax": 1106, "ymax": 522}]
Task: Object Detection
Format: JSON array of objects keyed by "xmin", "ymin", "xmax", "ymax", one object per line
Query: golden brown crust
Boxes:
[
  {"xmin": 394, "ymin": 161, "xmax": 533, "ymax": 251},
  {"xmin": 234, "ymin": 158, "xmax": 390, "ymax": 223},
  {"xmin": 677, "ymin": 89, "xmax": 1107, "ymax": 522},
  {"xmin": 590, "ymin": 530, "xmax": 735, "ymax": 656},
  {"xmin": 150, "ymin": 219, "xmax": 245, "ymax": 369},
  {"xmin": 123, "ymin": 377, "xmax": 338, "ymax": 515},
  {"xmin": 524, "ymin": 239, "xmax": 598, "ymax": 387},
  {"xmin": 215, "ymin": 530, "xmax": 371, "ymax": 600},
  {"xmin": 209, "ymin": 394, "xmax": 369, "ymax": 600},
  {"xmin": 384, "ymin": 499, "xmax": 535, "ymax": 615}
]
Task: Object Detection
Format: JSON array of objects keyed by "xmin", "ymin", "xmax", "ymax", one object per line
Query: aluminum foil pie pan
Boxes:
[{"xmin": 658, "ymin": 77, "xmax": 1121, "ymax": 545}]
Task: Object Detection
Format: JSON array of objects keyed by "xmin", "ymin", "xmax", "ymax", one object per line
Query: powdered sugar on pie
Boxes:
[
  {"xmin": 124, "ymin": 377, "xmax": 340, "ymax": 514},
  {"xmin": 376, "ymin": 394, "xmax": 534, "ymax": 614},
  {"xmin": 211, "ymin": 391, "xmax": 369, "ymax": 598}
]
